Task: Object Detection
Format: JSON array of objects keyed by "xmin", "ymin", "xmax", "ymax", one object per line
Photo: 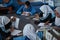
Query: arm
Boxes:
[
  {"xmin": 16, "ymin": 6, "xmax": 24, "ymax": 14},
  {"xmin": 4, "ymin": 0, "xmax": 13, "ymax": 7},
  {"xmin": 56, "ymin": 13, "xmax": 60, "ymax": 17},
  {"xmin": 30, "ymin": 7, "xmax": 36, "ymax": 15},
  {"xmin": 44, "ymin": 21, "xmax": 50, "ymax": 25},
  {"xmin": 55, "ymin": 10, "xmax": 60, "ymax": 17}
]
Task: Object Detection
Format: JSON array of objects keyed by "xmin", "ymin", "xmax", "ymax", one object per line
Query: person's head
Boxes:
[
  {"xmin": 23, "ymin": 24, "xmax": 41, "ymax": 40},
  {"xmin": 3, "ymin": 0, "xmax": 9, "ymax": 3},
  {"xmin": 54, "ymin": 7, "xmax": 60, "ymax": 15},
  {"xmin": 10, "ymin": 16, "xmax": 16, "ymax": 22},
  {"xmin": 25, "ymin": 1, "xmax": 30, "ymax": 8},
  {"xmin": 23, "ymin": 24, "xmax": 35, "ymax": 33}
]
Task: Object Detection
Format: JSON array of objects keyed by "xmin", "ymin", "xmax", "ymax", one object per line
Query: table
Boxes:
[
  {"xmin": 0, "ymin": 14, "xmax": 60, "ymax": 40},
  {"xmin": 4, "ymin": 14, "xmax": 38, "ymax": 31}
]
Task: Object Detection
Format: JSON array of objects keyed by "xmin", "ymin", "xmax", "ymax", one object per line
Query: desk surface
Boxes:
[
  {"xmin": 1, "ymin": 14, "xmax": 38, "ymax": 30},
  {"xmin": 0, "ymin": 14, "xmax": 60, "ymax": 40}
]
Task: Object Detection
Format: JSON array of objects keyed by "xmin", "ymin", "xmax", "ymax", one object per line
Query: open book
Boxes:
[
  {"xmin": 38, "ymin": 23, "xmax": 52, "ymax": 27},
  {"xmin": 11, "ymin": 29, "xmax": 22, "ymax": 36}
]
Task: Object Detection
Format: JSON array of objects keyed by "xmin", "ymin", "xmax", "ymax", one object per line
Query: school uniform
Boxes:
[
  {"xmin": 17, "ymin": 5, "xmax": 36, "ymax": 15},
  {"xmin": 3, "ymin": 0, "xmax": 13, "ymax": 7},
  {"xmin": 0, "ymin": 0, "xmax": 2, "ymax": 3},
  {"xmin": 12, "ymin": 0, "xmax": 22, "ymax": 11},
  {"xmin": 23, "ymin": 24, "xmax": 41, "ymax": 40},
  {"xmin": 0, "ymin": 16, "xmax": 11, "ymax": 40},
  {"xmin": 40, "ymin": 5, "xmax": 55, "ymax": 22},
  {"xmin": 2, "ymin": 0, "xmax": 13, "ymax": 14}
]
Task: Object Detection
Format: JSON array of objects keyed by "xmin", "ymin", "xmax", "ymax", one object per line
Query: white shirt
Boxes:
[
  {"xmin": 23, "ymin": 24, "xmax": 41, "ymax": 40},
  {"xmin": 0, "ymin": 16, "xmax": 10, "ymax": 33},
  {"xmin": 40, "ymin": 5, "xmax": 55, "ymax": 19}
]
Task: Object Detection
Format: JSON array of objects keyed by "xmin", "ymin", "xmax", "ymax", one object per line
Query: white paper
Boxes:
[
  {"xmin": 33, "ymin": 18, "xmax": 39, "ymax": 21},
  {"xmin": 38, "ymin": 23, "xmax": 45, "ymax": 27},
  {"xmin": 53, "ymin": 37, "xmax": 57, "ymax": 40},
  {"xmin": 25, "ymin": 12, "xmax": 30, "ymax": 16},
  {"xmin": 46, "ymin": 31, "xmax": 52, "ymax": 40},
  {"xmin": 15, "ymin": 18, "xmax": 20, "ymax": 29},
  {"xmin": 11, "ymin": 29, "xmax": 22, "ymax": 36},
  {"xmin": 12, "ymin": 18, "xmax": 20, "ymax": 29},
  {"xmin": 38, "ymin": 23, "xmax": 52, "ymax": 27}
]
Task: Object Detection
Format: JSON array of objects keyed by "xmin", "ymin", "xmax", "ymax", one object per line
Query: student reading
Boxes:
[{"xmin": 17, "ymin": 1, "xmax": 36, "ymax": 16}]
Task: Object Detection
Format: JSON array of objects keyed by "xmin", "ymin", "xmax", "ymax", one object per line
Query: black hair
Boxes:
[
  {"xmin": 25, "ymin": 1, "xmax": 30, "ymax": 6},
  {"xmin": 5, "ymin": 21, "xmax": 12, "ymax": 30}
]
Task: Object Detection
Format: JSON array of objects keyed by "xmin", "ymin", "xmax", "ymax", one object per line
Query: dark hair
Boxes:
[
  {"xmin": 25, "ymin": 1, "xmax": 30, "ymax": 6},
  {"xmin": 5, "ymin": 21, "xmax": 12, "ymax": 30}
]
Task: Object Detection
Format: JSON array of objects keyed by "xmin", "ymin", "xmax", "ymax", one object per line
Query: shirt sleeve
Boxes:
[
  {"xmin": 16, "ymin": 6, "xmax": 24, "ymax": 14},
  {"xmin": 30, "ymin": 7, "xmax": 36, "ymax": 15},
  {"xmin": 4, "ymin": 0, "xmax": 13, "ymax": 7}
]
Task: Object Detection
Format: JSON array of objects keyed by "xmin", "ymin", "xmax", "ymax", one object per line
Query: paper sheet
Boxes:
[
  {"xmin": 38, "ymin": 23, "xmax": 52, "ymax": 27},
  {"xmin": 46, "ymin": 31, "xmax": 53, "ymax": 40},
  {"xmin": 12, "ymin": 18, "xmax": 20, "ymax": 29},
  {"xmin": 15, "ymin": 18, "xmax": 20, "ymax": 29},
  {"xmin": 33, "ymin": 18, "xmax": 39, "ymax": 21},
  {"xmin": 53, "ymin": 37, "xmax": 57, "ymax": 40},
  {"xmin": 38, "ymin": 23, "xmax": 45, "ymax": 27},
  {"xmin": 11, "ymin": 29, "xmax": 22, "ymax": 36}
]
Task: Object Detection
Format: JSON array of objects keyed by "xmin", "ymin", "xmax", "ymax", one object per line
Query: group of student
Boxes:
[
  {"xmin": 0, "ymin": 0, "xmax": 36, "ymax": 15},
  {"xmin": 0, "ymin": 0, "xmax": 60, "ymax": 40},
  {"xmin": 0, "ymin": 16, "xmax": 40, "ymax": 40}
]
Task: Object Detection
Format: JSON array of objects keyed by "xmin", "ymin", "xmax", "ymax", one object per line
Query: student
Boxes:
[
  {"xmin": 3, "ymin": 0, "xmax": 13, "ymax": 7},
  {"xmin": 54, "ymin": 7, "xmax": 60, "ymax": 27},
  {"xmin": 3, "ymin": 0, "xmax": 13, "ymax": 13},
  {"xmin": 0, "ymin": 16, "xmax": 12, "ymax": 40},
  {"xmin": 39, "ymin": 5, "xmax": 55, "ymax": 23},
  {"xmin": 0, "ymin": 0, "xmax": 2, "ymax": 3},
  {"xmin": 12, "ymin": 0, "xmax": 24, "ymax": 11},
  {"xmin": 23, "ymin": 24, "xmax": 41, "ymax": 40},
  {"xmin": 16, "ymin": 1, "xmax": 36, "ymax": 16}
]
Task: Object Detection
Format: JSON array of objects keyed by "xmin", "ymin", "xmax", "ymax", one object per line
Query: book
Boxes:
[{"xmin": 11, "ymin": 29, "xmax": 22, "ymax": 36}]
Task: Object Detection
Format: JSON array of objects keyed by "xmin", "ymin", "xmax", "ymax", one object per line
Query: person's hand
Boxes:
[
  {"xmin": 10, "ymin": 16, "xmax": 16, "ymax": 22},
  {"xmin": 44, "ymin": 21, "xmax": 50, "ymax": 25},
  {"xmin": 6, "ymin": 36, "xmax": 11, "ymax": 40},
  {"xmin": 22, "ymin": 12, "xmax": 26, "ymax": 15},
  {"xmin": 27, "ymin": 13, "xmax": 30, "ymax": 16},
  {"xmin": 34, "ymin": 14, "xmax": 40, "ymax": 19},
  {"xmin": 10, "ymin": 27, "xmax": 14, "ymax": 32}
]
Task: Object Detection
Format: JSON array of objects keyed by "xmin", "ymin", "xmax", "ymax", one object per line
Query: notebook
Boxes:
[{"xmin": 11, "ymin": 29, "xmax": 22, "ymax": 36}]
